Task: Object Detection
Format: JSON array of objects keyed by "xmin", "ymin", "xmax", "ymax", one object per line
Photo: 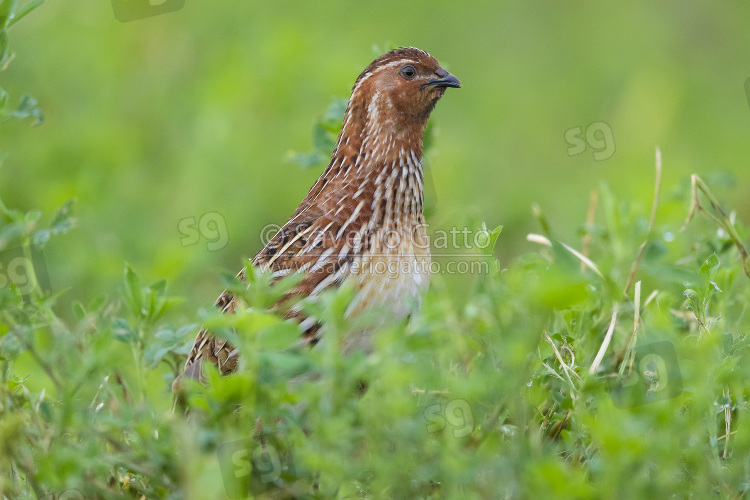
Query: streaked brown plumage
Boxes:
[{"xmin": 174, "ymin": 47, "xmax": 460, "ymax": 389}]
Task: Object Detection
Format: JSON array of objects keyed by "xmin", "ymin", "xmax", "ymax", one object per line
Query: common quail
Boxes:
[{"xmin": 174, "ymin": 47, "xmax": 460, "ymax": 389}]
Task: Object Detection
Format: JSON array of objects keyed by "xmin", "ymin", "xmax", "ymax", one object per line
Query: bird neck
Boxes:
[
  {"xmin": 299, "ymin": 96, "xmax": 429, "ymax": 227},
  {"xmin": 335, "ymin": 90, "xmax": 427, "ymax": 166},
  {"xmin": 338, "ymin": 107, "xmax": 426, "ymax": 220}
]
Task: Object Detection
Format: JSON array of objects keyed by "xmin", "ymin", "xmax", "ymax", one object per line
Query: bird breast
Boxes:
[{"xmin": 340, "ymin": 216, "xmax": 430, "ymax": 352}]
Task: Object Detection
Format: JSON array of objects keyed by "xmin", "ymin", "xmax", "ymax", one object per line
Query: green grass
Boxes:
[{"xmin": 2, "ymin": 156, "xmax": 750, "ymax": 498}]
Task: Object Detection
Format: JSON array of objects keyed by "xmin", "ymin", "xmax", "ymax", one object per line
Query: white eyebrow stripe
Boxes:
[{"xmin": 349, "ymin": 59, "xmax": 419, "ymax": 96}]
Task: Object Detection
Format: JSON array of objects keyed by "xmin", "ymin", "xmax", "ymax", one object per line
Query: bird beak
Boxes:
[{"xmin": 422, "ymin": 69, "xmax": 462, "ymax": 90}]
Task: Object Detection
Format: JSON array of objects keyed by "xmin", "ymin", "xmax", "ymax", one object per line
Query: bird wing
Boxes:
[{"xmin": 177, "ymin": 203, "xmax": 359, "ymax": 384}]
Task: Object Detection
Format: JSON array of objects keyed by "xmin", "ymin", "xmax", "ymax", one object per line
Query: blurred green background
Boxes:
[{"xmin": 3, "ymin": 1, "xmax": 750, "ymax": 313}]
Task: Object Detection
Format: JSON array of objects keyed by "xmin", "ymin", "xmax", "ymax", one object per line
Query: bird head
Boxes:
[
  {"xmin": 335, "ymin": 47, "xmax": 461, "ymax": 159},
  {"xmin": 354, "ymin": 47, "xmax": 460, "ymax": 122}
]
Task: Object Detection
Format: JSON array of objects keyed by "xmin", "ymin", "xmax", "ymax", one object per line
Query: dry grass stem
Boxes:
[
  {"xmin": 624, "ymin": 147, "xmax": 662, "ymax": 296},
  {"xmin": 682, "ymin": 174, "xmax": 750, "ymax": 279},
  {"xmin": 544, "ymin": 330, "xmax": 582, "ymax": 390},
  {"xmin": 527, "ymin": 233, "xmax": 603, "ymax": 277},
  {"xmin": 581, "ymin": 187, "xmax": 600, "ymax": 272},
  {"xmin": 589, "ymin": 306, "xmax": 619, "ymax": 375},
  {"xmin": 626, "ymin": 281, "xmax": 642, "ymax": 374}
]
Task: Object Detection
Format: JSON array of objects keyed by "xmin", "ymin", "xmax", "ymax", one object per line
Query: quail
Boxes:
[{"xmin": 174, "ymin": 47, "xmax": 460, "ymax": 389}]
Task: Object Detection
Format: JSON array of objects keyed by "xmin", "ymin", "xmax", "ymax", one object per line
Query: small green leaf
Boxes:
[
  {"xmin": 8, "ymin": 94, "xmax": 43, "ymax": 125},
  {"xmin": 112, "ymin": 317, "xmax": 137, "ymax": 343},
  {"xmin": 23, "ymin": 209, "xmax": 40, "ymax": 224},
  {"xmin": 49, "ymin": 199, "xmax": 76, "ymax": 234},
  {"xmin": 538, "ymin": 340, "xmax": 554, "ymax": 361},
  {"xmin": 32, "ymin": 228, "xmax": 50, "ymax": 247},
  {"xmin": 0, "ymin": 221, "xmax": 23, "ymax": 248},
  {"xmin": 150, "ymin": 296, "xmax": 184, "ymax": 323},
  {"xmin": 700, "ymin": 253, "xmax": 720, "ymax": 278},
  {"xmin": 123, "ymin": 264, "xmax": 142, "ymax": 317},
  {"xmin": 312, "ymin": 122, "xmax": 333, "ymax": 150},
  {"xmin": 72, "ymin": 301, "xmax": 85, "ymax": 321},
  {"xmin": 0, "ymin": 0, "xmax": 17, "ymax": 28},
  {"xmin": 87, "ymin": 293, "xmax": 107, "ymax": 312},
  {"xmin": 6, "ymin": 0, "xmax": 44, "ymax": 28},
  {"xmin": 323, "ymin": 97, "xmax": 348, "ymax": 121}
]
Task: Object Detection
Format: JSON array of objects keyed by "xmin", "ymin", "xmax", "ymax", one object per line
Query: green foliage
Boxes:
[
  {"xmin": 0, "ymin": 0, "xmax": 43, "ymax": 125},
  {"xmin": 2, "ymin": 168, "xmax": 750, "ymax": 498},
  {"xmin": 287, "ymin": 97, "xmax": 349, "ymax": 170}
]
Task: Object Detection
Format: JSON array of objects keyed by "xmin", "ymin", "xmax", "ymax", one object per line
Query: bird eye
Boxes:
[{"xmin": 399, "ymin": 65, "xmax": 417, "ymax": 80}]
